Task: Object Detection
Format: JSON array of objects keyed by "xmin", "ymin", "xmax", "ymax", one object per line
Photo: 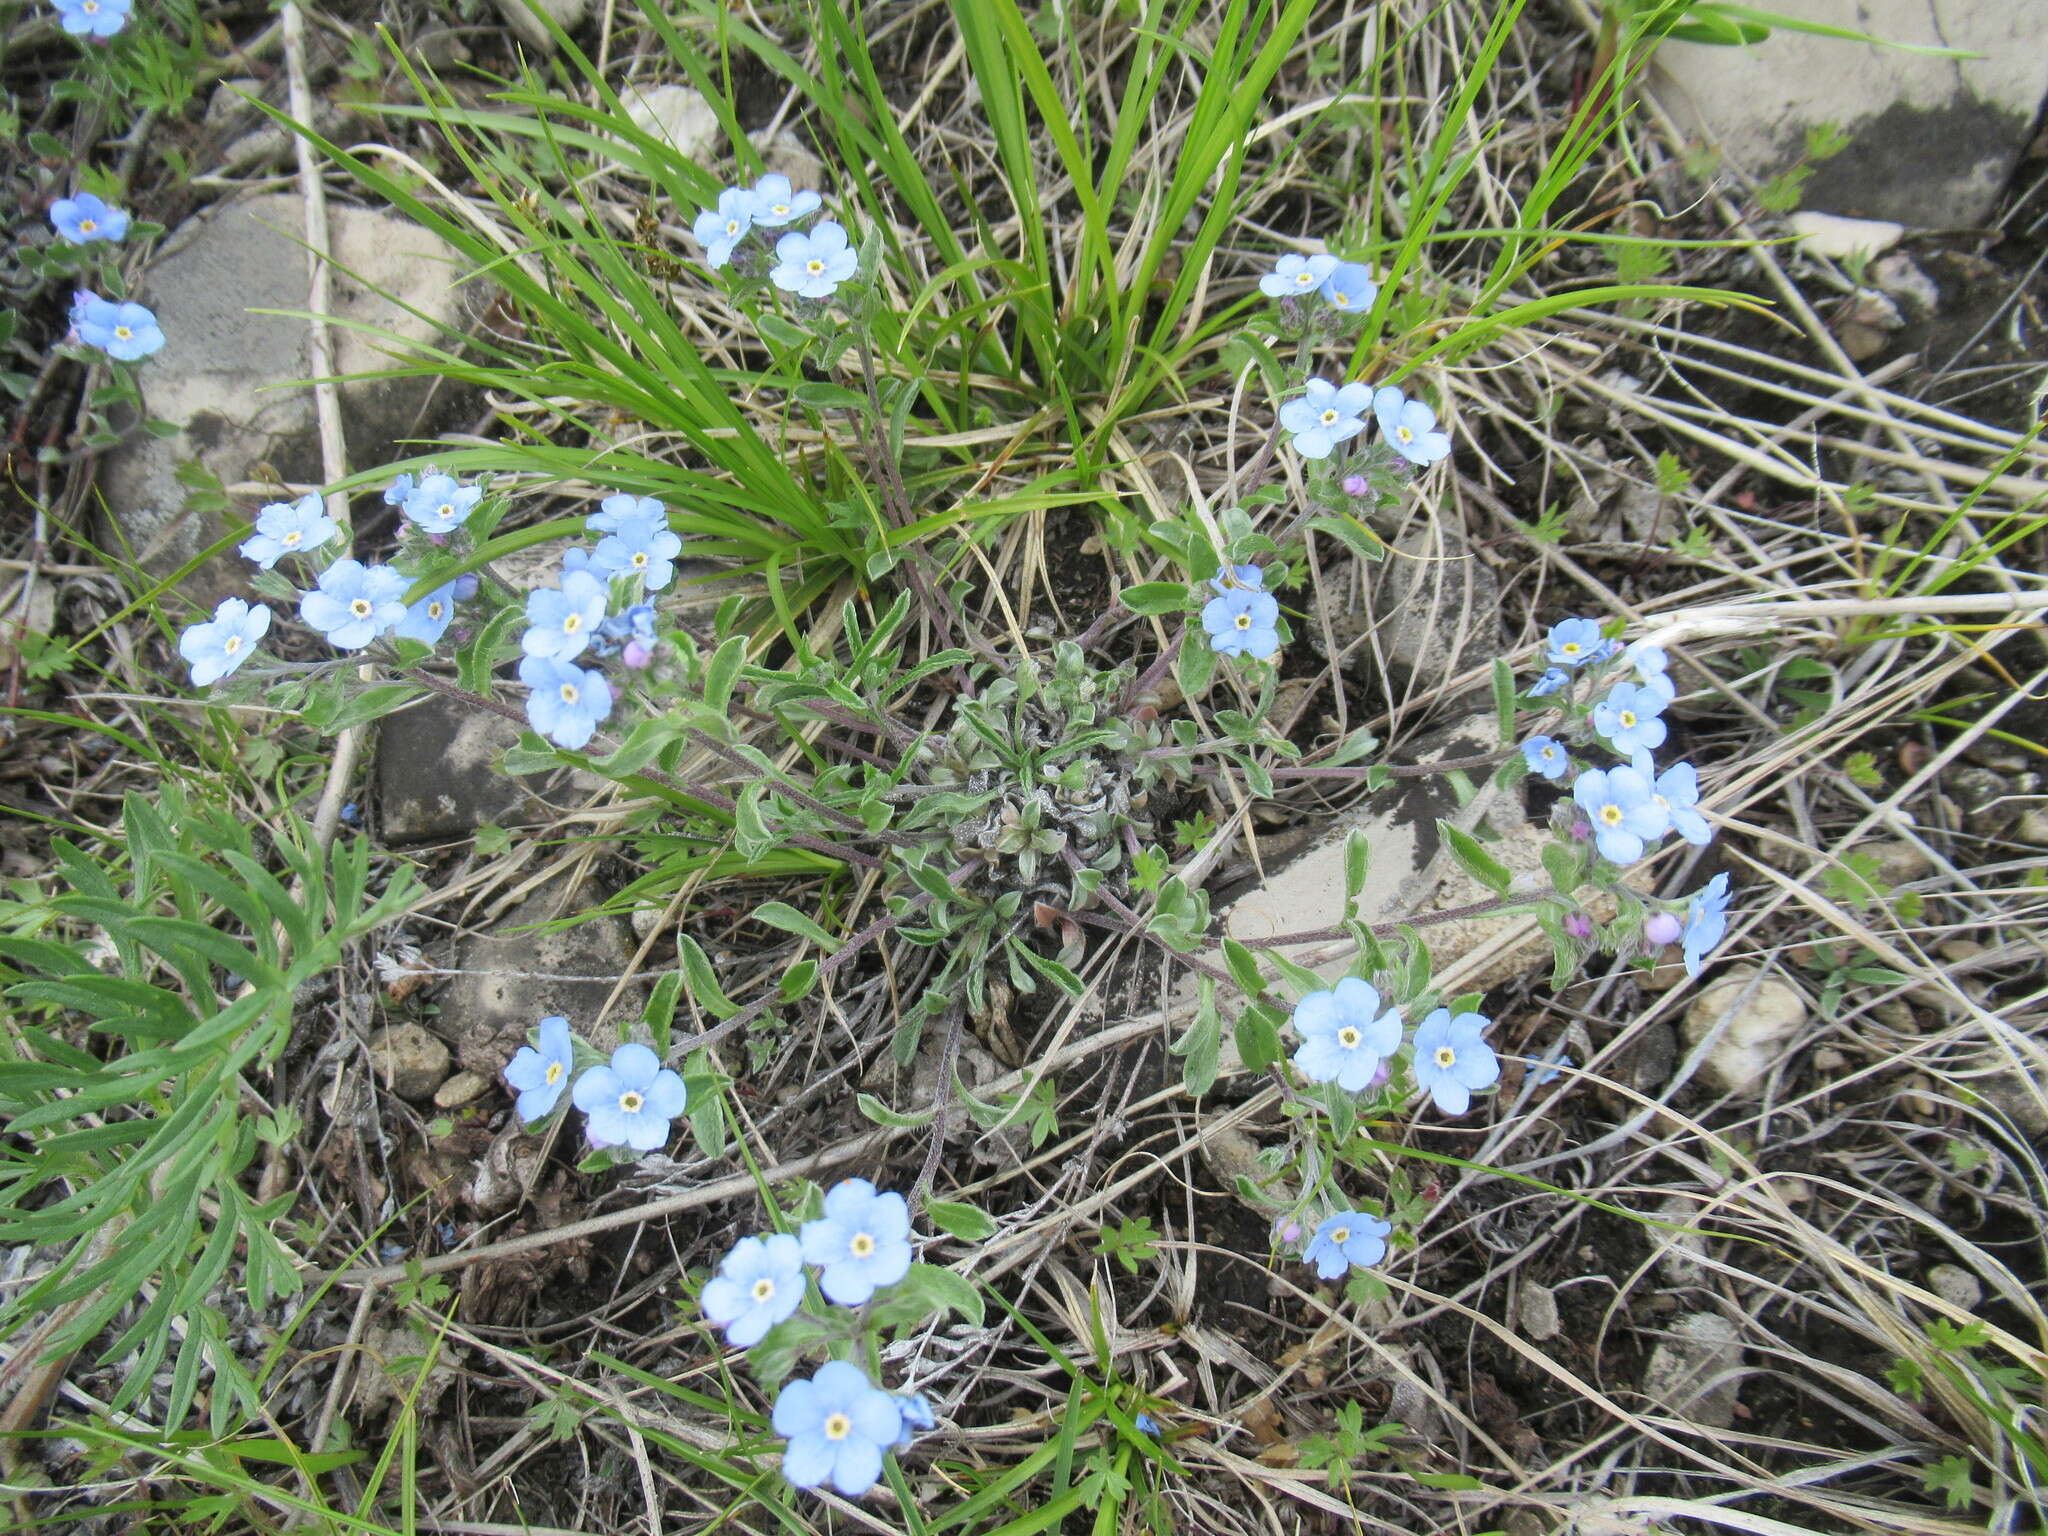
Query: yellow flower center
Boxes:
[
  {"xmin": 427, "ymin": 601, "xmax": 445, "ymax": 620},
  {"xmin": 1294, "ymin": 271, "xmax": 1315, "ymax": 287},
  {"xmin": 806, "ymin": 259, "xmax": 825, "ymax": 274},
  {"xmin": 82, "ymin": 2, "xmax": 99, "ymax": 11},
  {"xmin": 1320, "ymin": 408, "xmax": 1339, "ymax": 425},
  {"xmin": 751, "ymin": 1277, "xmax": 776, "ymax": 1303},
  {"xmin": 1397, "ymin": 426, "xmax": 1414, "ymax": 443},
  {"xmin": 282, "ymin": 530, "xmax": 302, "ymax": 546},
  {"xmin": 619, "ymin": 1090, "xmax": 644, "ymax": 1114},
  {"xmin": 113, "ymin": 325, "xmax": 131, "ymax": 340},
  {"xmin": 1618, "ymin": 710, "xmax": 1637, "ymax": 729},
  {"xmin": 1600, "ymin": 805, "xmax": 1623, "ymax": 826},
  {"xmin": 436, "ymin": 502, "xmax": 455, "ymax": 521},
  {"xmin": 824, "ymin": 1412, "xmax": 852, "ymax": 1441},
  {"xmin": 1329, "ymin": 1226, "xmax": 1350, "ymax": 1244},
  {"xmin": 1434, "ymin": 1046, "xmax": 1457, "ymax": 1068},
  {"xmin": 1233, "ymin": 613, "xmax": 1252, "ymax": 630},
  {"xmin": 349, "ymin": 598, "xmax": 372, "ymax": 618},
  {"xmin": 770, "ymin": 203, "xmax": 790, "ymax": 217},
  {"xmin": 545, "ymin": 1061, "xmax": 562, "ymax": 1085},
  {"xmin": 1561, "ymin": 642, "xmax": 1581, "ymax": 656},
  {"xmin": 1336, "ymin": 1027, "xmax": 1361, "ymax": 1049},
  {"xmin": 631, "ymin": 551, "xmax": 648, "ymax": 567},
  {"xmin": 563, "ymin": 614, "xmax": 582, "ymax": 633},
  {"xmin": 725, "ymin": 219, "xmax": 742, "ymax": 237},
  {"xmin": 850, "ymin": 1232, "xmax": 875, "ymax": 1259},
  {"xmin": 79, "ymin": 218, "xmax": 97, "ymax": 233},
  {"xmin": 559, "ymin": 682, "xmax": 580, "ymax": 705},
  {"xmin": 223, "ymin": 636, "xmax": 242, "ymax": 655}
]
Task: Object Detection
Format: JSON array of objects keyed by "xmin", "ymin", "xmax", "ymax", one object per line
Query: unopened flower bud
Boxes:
[{"xmin": 1644, "ymin": 911, "xmax": 1682, "ymax": 946}]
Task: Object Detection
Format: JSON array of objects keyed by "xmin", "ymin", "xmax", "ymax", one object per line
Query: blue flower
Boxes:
[
  {"xmin": 503, "ymin": 1015, "xmax": 576, "ymax": 1123},
  {"xmin": 51, "ymin": 0, "xmax": 129, "ymax": 36},
  {"xmin": 589, "ymin": 493, "xmax": 665, "ymax": 533},
  {"xmin": 1133, "ymin": 1412, "xmax": 1162, "ymax": 1438},
  {"xmin": 1371, "ymin": 385, "xmax": 1452, "ymax": 465},
  {"xmin": 593, "ymin": 602, "xmax": 658, "ymax": 656},
  {"xmin": 1208, "ymin": 564, "xmax": 1264, "ymax": 594},
  {"xmin": 692, "ymin": 186, "xmax": 757, "ymax": 269},
  {"xmin": 749, "ymin": 173, "xmax": 821, "ymax": 227},
  {"xmin": 1303, "ymin": 1211, "xmax": 1392, "ymax": 1279},
  {"xmin": 892, "ymin": 1393, "xmax": 937, "ymax": 1449},
  {"xmin": 1591, "ymin": 681, "xmax": 1669, "ymax": 756},
  {"xmin": 1279, "ymin": 378, "xmax": 1372, "ymax": 459},
  {"xmin": 1258, "ymin": 252, "xmax": 1338, "ymax": 299},
  {"xmin": 392, "ymin": 582, "xmax": 460, "ymax": 646},
  {"xmin": 1201, "ymin": 586, "xmax": 1280, "ymax": 661},
  {"xmin": 1411, "ymin": 1008, "xmax": 1500, "ymax": 1116},
  {"xmin": 1528, "ymin": 667, "xmax": 1568, "ymax": 697},
  {"xmin": 771, "ymin": 220, "xmax": 858, "ymax": 298},
  {"xmin": 178, "ymin": 597, "xmax": 270, "ymax": 686},
  {"xmin": 1630, "ymin": 641, "xmax": 1677, "ymax": 702},
  {"xmin": 73, "ymin": 293, "xmax": 163, "ymax": 361},
  {"xmin": 401, "ymin": 473, "xmax": 481, "ymax": 535},
  {"xmin": 518, "ymin": 654, "xmax": 613, "ymax": 749},
  {"xmin": 700, "ymin": 1233, "xmax": 806, "ymax": 1348},
  {"xmin": 1522, "ymin": 735, "xmax": 1568, "ymax": 780},
  {"xmin": 1545, "ymin": 618, "xmax": 1604, "ymax": 668},
  {"xmin": 300, "ymin": 559, "xmax": 408, "ymax": 649},
  {"xmin": 51, "ymin": 192, "xmax": 128, "ymax": 243},
  {"xmin": 383, "ymin": 473, "xmax": 416, "ymax": 508},
  {"xmin": 522, "ymin": 569, "xmax": 610, "ymax": 662},
  {"xmin": 1319, "ymin": 262, "xmax": 1378, "ymax": 314},
  {"xmin": 592, "ymin": 511, "xmax": 683, "ymax": 591},
  {"xmin": 773, "ymin": 1360, "xmax": 904, "ymax": 1496},
  {"xmin": 1291, "ymin": 977, "xmax": 1403, "ymax": 1092},
  {"xmin": 1572, "ymin": 763, "xmax": 1669, "ymax": 865},
  {"xmin": 238, "ymin": 492, "xmax": 337, "ymax": 569},
  {"xmin": 1682, "ymin": 873, "xmax": 1732, "ymax": 978},
  {"xmin": 800, "ymin": 1177, "xmax": 914, "ymax": 1306},
  {"xmin": 571, "ymin": 1042, "xmax": 686, "ymax": 1152},
  {"xmin": 1633, "ymin": 752, "xmax": 1711, "ymax": 846},
  {"xmin": 1533, "ymin": 1052, "xmax": 1572, "ymax": 1087}
]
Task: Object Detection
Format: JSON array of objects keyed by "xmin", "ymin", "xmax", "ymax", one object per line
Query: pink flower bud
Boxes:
[
  {"xmin": 1564, "ymin": 912, "xmax": 1594, "ymax": 939},
  {"xmin": 1644, "ymin": 911, "xmax": 1682, "ymax": 946},
  {"xmin": 621, "ymin": 638, "xmax": 654, "ymax": 670},
  {"xmin": 1342, "ymin": 474, "xmax": 1369, "ymax": 497}
]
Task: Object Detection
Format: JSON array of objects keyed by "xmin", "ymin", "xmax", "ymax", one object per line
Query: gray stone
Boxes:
[
  {"xmin": 1653, "ymin": 3, "xmax": 2048, "ymax": 227},
  {"xmin": 1926, "ymin": 1263, "xmax": 1982, "ymax": 1312},
  {"xmin": 1640, "ymin": 1312, "xmax": 1743, "ymax": 1430},
  {"xmin": 748, "ymin": 131, "xmax": 826, "ymax": 197},
  {"xmin": 1787, "ymin": 210, "xmax": 1903, "ymax": 262},
  {"xmin": 376, "ymin": 692, "xmax": 592, "ymax": 844},
  {"xmin": 441, "ymin": 885, "xmax": 640, "ymax": 1081},
  {"xmin": 1653, "ymin": 1194, "xmax": 1709, "ymax": 1287},
  {"xmin": 1682, "ymin": 967, "xmax": 1809, "ymax": 1096},
  {"xmin": 1517, "ymin": 1281, "xmax": 1561, "ymax": 1342},
  {"xmin": 103, "ymin": 193, "xmax": 472, "ymax": 605},
  {"xmin": 433, "ymin": 1069, "xmax": 492, "ymax": 1110},
  {"xmin": 492, "ymin": 0, "xmax": 587, "ymax": 54},
  {"xmin": 622, "ymin": 85, "xmax": 720, "ymax": 168},
  {"xmin": 366, "ymin": 1023, "xmax": 453, "ymax": 1100},
  {"xmin": 1369, "ymin": 521, "xmax": 1503, "ymax": 691}
]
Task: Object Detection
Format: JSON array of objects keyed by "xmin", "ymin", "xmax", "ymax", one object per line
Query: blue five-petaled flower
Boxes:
[
  {"xmin": 1592, "ymin": 681, "xmax": 1670, "ymax": 756},
  {"xmin": 238, "ymin": 492, "xmax": 337, "ymax": 569},
  {"xmin": 1521, "ymin": 735, "xmax": 1568, "ymax": 780},
  {"xmin": 1279, "ymin": 378, "xmax": 1372, "ymax": 460},
  {"xmin": 572, "ymin": 1042, "xmax": 686, "ymax": 1152},
  {"xmin": 401, "ymin": 473, "xmax": 482, "ymax": 535},
  {"xmin": 800, "ymin": 1177, "xmax": 914, "ymax": 1306},
  {"xmin": 1320, "ymin": 262, "xmax": 1378, "ymax": 314},
  {"xmin": 392, "ymin": 582, "xmax": 461, "ymax": 646},
  {"xmin": 700, "ymin": 1233, "xmax": 806, "ymax": 1348},
  {"xmin": 1682, "ymin": 872, "xmax": 1732, "ymax": 978},
  {"xmin": 518, "ymin": 654, "xmax": 614, "ymax": 749},
  {"xmin": 72, "ymin": 291, "xmax": 162, "ymax": 360},
  {"xmin": 51, "ymin": 192, "xmax": 128, "ymax": 243},
  {"xmin": 1259, "ymin": 252, "xmax": 1338, "ymax": 299},
  {"xmin": 178, "ymin": 597, "xmax": 271, "ymax": 686},
  {"xmin": 522, "ymin": 569, "xmax": 611, "ymax": 663},
  {"xmin": 692, "ymin": 186, "xmax": 756, "ymax": 269},
  {"xmin": 1410, "ymin": 1008, "xmax": 1500, "ymax": 1116},
  {"xmin": 773, "ymin": 1360, "xmax": 904, "ymax": 1497},
  {"xmin": 51, "ymin": 0, "xmax": 130, "ymax": 37},
  {"xmin": 1545, "ymin": 617, "xmax": 1604, "ymax": 668},
  {"xmin": 1372, "ymin": 385, "xmax": 1452, "ymax": 465},
  {"xmin": 592, "ymin": 510, "xmax": 683, "ymax": 591},
  {"xmin": 589, "ymin": 493, "xmax": 665, "ymax": 533},
  {"xmin": 1201, "ymin": 585, "xmax": 1280, "ymax": 661},
  {"xmin": 300, "ymin": 559, "xmax": 408, "ymax": 650},
  {"xmin": 1572, "ymin": 763, "xmax": 1669, "ymax": 865},
  {"xmin": 1303, "ymin": 1211, "xmax": 1392, "ymax": 1279},
  {"xmin": 771, "ymin": 220, "xmax": 858, "ymax": 299},
  {"xmin": 503, "ymin": 1015, "xmax": 576, "ymax": 1123},
  {"xmin": 1291, "ymin": 977, "xmax": 1403, "ymax": 1093},
  {"xmin": 749, "ymin": 173, "xmax": 821, "ymax": 227},
  {"xmin": 1634, "ymin": 752, "xmax": 1712, "ymax": 846}
]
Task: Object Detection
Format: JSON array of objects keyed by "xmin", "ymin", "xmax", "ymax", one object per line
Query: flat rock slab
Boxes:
[
  {"xmin": 106, "ymin": 193, "xmax": 472, "ymax": 603},
  {"xmin": 1652, "ymin": 2, "xmax": 2048, "ymax": 228},
  {"xmin": 376, "ymin": 692, "xmax": 599, "ymax": 844}
]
